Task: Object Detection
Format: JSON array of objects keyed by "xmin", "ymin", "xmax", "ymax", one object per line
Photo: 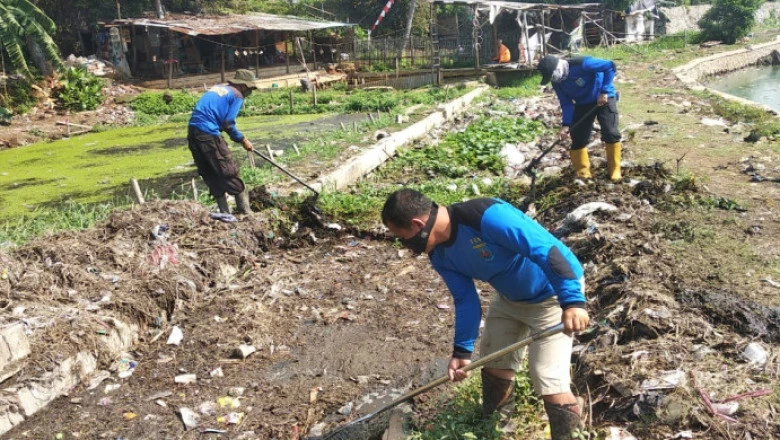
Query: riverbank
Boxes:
[{"xmin": 673, "ymin": 36, "xmax": 780, "ymax": 115}]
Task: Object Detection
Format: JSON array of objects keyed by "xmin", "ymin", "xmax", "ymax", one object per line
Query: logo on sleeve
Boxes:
[
  {"xmin": 470, "ymin": 237, "xmax": 494, "ymax": 261},
  {"xmin": 209, "ymin": 85, "xmax": 229, "ymax": 96}
]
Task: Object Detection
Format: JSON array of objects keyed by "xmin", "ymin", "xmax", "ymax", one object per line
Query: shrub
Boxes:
[
  {"xmin": 129, "ymin": 90, "xmax": 200, "ymax": 115},
  {"xmin": 697, "ymin": 0, "xmax": 763, "ymax": 44},
  {"xmin": 0, "ymin": 76, "xmax": 39, "ymax": 115},
  {"xmin": 54, "ymin": 67, "xmax": 104, "ymax": 111}
]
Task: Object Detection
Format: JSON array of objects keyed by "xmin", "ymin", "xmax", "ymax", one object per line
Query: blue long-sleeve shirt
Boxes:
[
  {"xmin": 429, "ymin": 198, "xmax": 585, "ymax": 354},
  {"xmin": 552, "ymin": 56, "xmax": 617, "ymax": 126},
  {"xmin": 188, "ymin": 84, "xmax": 246, "ymax": 143}
]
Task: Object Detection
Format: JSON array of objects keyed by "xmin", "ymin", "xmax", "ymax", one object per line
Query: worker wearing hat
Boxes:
[
  {"xmin": 538, "ymin": 55, "xmax": 622, "ymax": 181},
  {"xmin": 188, "ymin": 69, "xmax": 262, "ymax": 214}
]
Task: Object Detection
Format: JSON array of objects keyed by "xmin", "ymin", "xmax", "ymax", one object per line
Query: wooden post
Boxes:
[
  {"xmin": 541, "ymin": 11, "xmax": 547, "ymax": 56},
  {"xmin": 130, "ymin": 178, "xmax": 145, "ymax": 204},
  {"xmin": 167, "ymin": 30, "xmax": 174, "ymax": 89},
  {"xmin": 255, "ymin": 31, "xmax": 260, "ymax": 76},
  {"xmin": 289, "ymin": 88, "xmax": 294, "ymax": 114},
  {"xmin": 131, "ymin": 24, "xmax": 138, "ymax": 74},
  {"xmin": 410, "ymin": 35, "xmax": 414, "ymax": 66},
  {"xmin": 522, "ymin": 12, "xmax": 531, "ymax": 64},
  {"xmin": 286, "ymin": 34, "xmax": 292, "ymax": 74},
  {"xmin": 473, "ymin": 6, "xmax": 480, "ymax": 72},
  {"xmin": 220, "ymin": 36, "xmax": 226, "ymax": 84},
  {"xmin": 191, "ymin": 178, "xmax": 198, "ymax": 200},
  {"xmin": 309, "ymin": 31, "xmax": 317, "ymax": 70}
]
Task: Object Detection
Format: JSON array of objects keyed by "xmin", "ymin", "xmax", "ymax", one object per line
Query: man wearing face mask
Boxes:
[
  {"xmin": 381, "ymin": 189, "xmax": 589, "ymax": 440},
  {"xmin": 537, "ymin": 54, "xmax": 622, "ymax": 181},
  {"xmin": 188, "ymin": 69, "xmax": 259, "ymax": 215}
]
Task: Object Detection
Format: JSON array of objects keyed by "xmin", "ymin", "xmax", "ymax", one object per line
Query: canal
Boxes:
[{"xmin": 705, "ymin": 64, "xmax": 780, "ymax": 112}]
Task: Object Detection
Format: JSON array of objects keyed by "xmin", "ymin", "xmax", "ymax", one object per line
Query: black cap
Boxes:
[{"xmin": 538, "ymin": 55, "xmax": 560, "ymax": 85}]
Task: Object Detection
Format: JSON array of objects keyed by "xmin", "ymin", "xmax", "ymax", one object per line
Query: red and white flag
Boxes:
[{"xmin": 370, "ymin": 0, "xmax": 395, "ymax": 33}]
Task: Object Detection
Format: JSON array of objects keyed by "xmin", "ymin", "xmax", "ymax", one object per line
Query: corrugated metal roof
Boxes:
[
  {"xmin": 427, "ymin": 0, "xmax": 600, "ymax": 11},
  {"xmin": 111, "ymin": 12, "xmax": 353, "ymax": 35}
]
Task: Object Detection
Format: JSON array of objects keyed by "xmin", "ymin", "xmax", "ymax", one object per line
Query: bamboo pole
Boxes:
[{"xmin": 130, "ymin": 178, "xmax": 145, "ymax": 204}]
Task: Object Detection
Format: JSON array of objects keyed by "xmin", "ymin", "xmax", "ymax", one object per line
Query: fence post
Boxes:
[{"xmin": 410, "ymin": 35, "xmax": 415, "ymax": 66}]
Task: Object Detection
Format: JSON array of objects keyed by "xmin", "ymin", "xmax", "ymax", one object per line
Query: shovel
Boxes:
[
  {"xmin": 251, "ymin": 148, "xmax": 320, "ymax": 197},
  {"xmin": 315, "ymin": 323, "xmax": 565, "ymax": 440}
]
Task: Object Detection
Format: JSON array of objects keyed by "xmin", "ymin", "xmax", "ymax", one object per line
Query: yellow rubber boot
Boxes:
[
  {"xmin": 569, "ymin": 148, "xmax": 592, "ymax": 179},
  {"xmin": 606, "ymin": 142, "xmax": 622, "ymax": 181}
]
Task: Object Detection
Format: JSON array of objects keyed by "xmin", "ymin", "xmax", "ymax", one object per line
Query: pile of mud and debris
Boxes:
[{"xmin": 2, "ymin": 157, "xmax": 778, "ymax": 439}]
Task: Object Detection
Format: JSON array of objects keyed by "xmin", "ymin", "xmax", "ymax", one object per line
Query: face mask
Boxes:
[
  {"xmin": 401, "ymin": 203, "xmax": 438, "ymax": 255},
  {"xmin": 551, "ymin": 59, "xmax": 569, "ymax": 84},
  {"xmin": 243, "ymin": 89, "xmax": 253, "ymax": 98}
]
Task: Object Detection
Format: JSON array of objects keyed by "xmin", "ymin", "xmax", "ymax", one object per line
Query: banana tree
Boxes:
[{"xmin": 0, "ymin": 0, "xmax": 64, "ymax": 75}]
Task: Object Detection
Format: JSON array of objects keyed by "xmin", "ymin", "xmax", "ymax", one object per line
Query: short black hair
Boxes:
[{"xmin": 381, "ymin": 189, "xmax": 432, "ymax": 228}]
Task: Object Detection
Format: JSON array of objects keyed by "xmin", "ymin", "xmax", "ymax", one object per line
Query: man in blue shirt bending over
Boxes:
[
  {"xmin": 538, "ymin": 54, "xmax": 622, "ymax": 181},
  {"xmin": 382, "ymin": 189, "xmax": 589, "ymax": 440},
  {"xmin": 188, "ymin": 69, "xmax": 259, "ymax": 214}
]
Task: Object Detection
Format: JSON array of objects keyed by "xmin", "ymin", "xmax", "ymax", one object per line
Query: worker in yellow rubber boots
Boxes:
[{"xmin": 537, "ymin": 55, "xmax": 622, "ymax": 181}]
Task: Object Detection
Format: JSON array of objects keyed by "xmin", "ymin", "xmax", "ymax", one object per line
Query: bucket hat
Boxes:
[
  {"xmin": 229, "ymin": 69, "xmax": 262, "ymax": 89},
  {"xmin": 537, "ymin": 55, "xmax": 560, "ymax": 85}
]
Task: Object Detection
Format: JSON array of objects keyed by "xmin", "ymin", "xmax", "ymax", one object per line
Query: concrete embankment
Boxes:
[{"xmin": 673, "ymin": 36, "xmax": 780, "ymax": 115}]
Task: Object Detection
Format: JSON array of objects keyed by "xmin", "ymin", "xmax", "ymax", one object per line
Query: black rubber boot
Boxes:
[
  {"xmin": 544, "ymin": 400, "xmax": 583, "ymax": 440},
  {"xmin": 215, "ymin": 195, "xmax": 230, "ymax": 214},
  {"xmin": 481, "ymin": 370, "xmax": 515, "ymax": 419},
  {"xmin": 235, "ymin": 191, "xmax": 253, "ymax": 214}
]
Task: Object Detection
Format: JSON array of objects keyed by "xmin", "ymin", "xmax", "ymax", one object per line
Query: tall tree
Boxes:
[{"xmin": 0, "ymin": 0, "xmax": 64, "ymax": 75}]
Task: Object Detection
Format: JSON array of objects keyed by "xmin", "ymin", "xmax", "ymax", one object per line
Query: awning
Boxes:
[{"xmin": 110, "ymin": 12, "xmax": 354, "ymax": 36}]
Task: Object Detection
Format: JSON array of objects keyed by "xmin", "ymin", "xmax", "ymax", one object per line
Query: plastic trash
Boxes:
[
  {"xmin": 742, "ymin": 342, "xmax": 768, "ymax": 366},
  {"xmin": 167, "ymin": 326, "xmax": 183, "ymax": 345}
]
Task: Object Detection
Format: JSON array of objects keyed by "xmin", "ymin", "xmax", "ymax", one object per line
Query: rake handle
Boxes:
[
  {"xmin": 351, "ymin": 323, "xmax": 565, "ymax": 424},
  {"xmin": 251, "ymin": 148, "xmax": 320, "ymax": 196}
]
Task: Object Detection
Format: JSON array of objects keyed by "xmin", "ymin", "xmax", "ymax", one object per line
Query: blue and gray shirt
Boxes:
[
  {"xmin": 428, "ymin": 198, "xmax": 585, "ymax": 356},
  {"xmin": 188, "ymin": 84, "xmax": 246, "ymax": 143},
  {"xmin": 552, "ymin": 56, "xmax": 617, "ymax": 126}
]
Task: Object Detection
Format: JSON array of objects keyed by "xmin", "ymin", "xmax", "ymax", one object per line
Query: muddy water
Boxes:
[{"xmin": 705, "ymin": 65, "xmax": 780, "ymax": 111}]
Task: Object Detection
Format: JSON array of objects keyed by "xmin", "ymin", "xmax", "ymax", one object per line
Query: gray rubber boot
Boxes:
[
  {"xmin": 215, "ymin": 195, "xmax": 230, "ymax": 214},
  {"xmin": 482, "ymin": 370, "xmax": 515, "ymax": 419},
  {"xmin": 544, "ymin": 400, "xmax": 583, "ymax": 440},
  {"xmin": 235, "ymin": 191, "xmax": 253, "ymax": 214}
]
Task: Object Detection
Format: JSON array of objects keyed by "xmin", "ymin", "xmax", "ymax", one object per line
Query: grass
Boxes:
[
  {"xmin": 405, "ymin": 366, "xmax": 546, "ymax": 440},
  {"xmin": 0, "ymin": 113, "xmax": 341, "ymax": 220}
]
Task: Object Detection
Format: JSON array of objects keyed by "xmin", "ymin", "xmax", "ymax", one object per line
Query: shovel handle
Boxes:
[{"xmin": 351, "ymin": 323, "xmax": 565, "ymax": 424}]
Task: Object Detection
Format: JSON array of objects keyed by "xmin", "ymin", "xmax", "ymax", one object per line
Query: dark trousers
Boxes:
[
  {"xmin": 569, "ymin": 97, "xmax": 621, "ymax": 150},
  {"xmin": 187, "ymin": 126, "xmax": 245, "ymax": 197}
]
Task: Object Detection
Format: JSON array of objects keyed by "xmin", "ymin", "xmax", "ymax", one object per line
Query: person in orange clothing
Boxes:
[{"xmin": 492, "ymin": 39, "xmax": 511, "ymax": 63}]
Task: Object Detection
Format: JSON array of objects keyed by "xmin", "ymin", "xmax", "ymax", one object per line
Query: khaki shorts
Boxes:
[{"xmin": 479, "ymin": 294, "xmax": 573, "ymax": 396}]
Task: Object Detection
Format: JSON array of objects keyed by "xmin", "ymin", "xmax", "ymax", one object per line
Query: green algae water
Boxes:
[{"xmin": 705, "ymin": 65, "xmax": 780, "ymax": 112}]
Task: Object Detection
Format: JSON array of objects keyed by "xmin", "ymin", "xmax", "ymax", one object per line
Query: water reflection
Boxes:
[{"xmin": 705, "ymin": 65, "xmax": 780, "ymax": 112}]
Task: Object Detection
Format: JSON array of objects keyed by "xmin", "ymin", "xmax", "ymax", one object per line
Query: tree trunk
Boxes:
[
  {"xmin": 396, "ymin": 0, "xmax": 417, "ymax": 64},
  {"xmin": 154, "ymin": 0, "xmax": 165, "ymax": 19},
  {"xmin": 26, "ymin": 36, "xmax": 51, "ymax": 76}
]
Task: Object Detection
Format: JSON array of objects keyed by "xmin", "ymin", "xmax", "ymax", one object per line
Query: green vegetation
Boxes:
[
  {"xmin": 128, "ymin": 84, "xmax": 470, "ymax": 120},
  {"xmin": 405, "ymin": 366, "xmax": 552, "ymax": 440},
  {"xmin": 0, "ymin": 0, "xmax": 63, "ymax": 75},
  {"xmin": 54, "ymin": 67, "xmax": 104, "ymax": 111},
  {"xmin": 395, "ymin": 116, "xmax": 544, "ymax": 176},
  {"xmin": 129, "ymin": 90, "xmax": 200, "ymax": 115},
  {"xmin": 698, "ymin": 0, "xmax": 763, "ymax": 44},
  {"xmin": 0, "ymin": 76, "xmax": 40, "ymax": 115},
  {"xmin": 0, "ymin": 201, "xmax": 116, "ymax": 247}
]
